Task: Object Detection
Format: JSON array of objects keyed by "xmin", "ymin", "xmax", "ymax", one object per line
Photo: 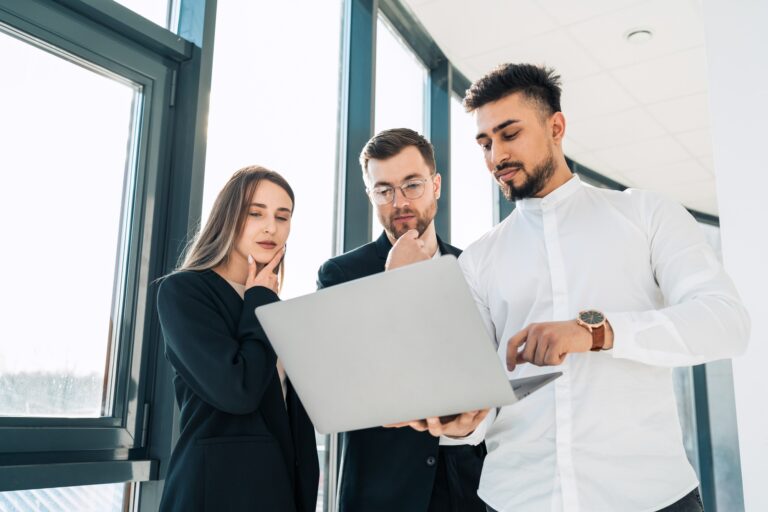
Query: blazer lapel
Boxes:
[
  {"xmin": 373, "ymin": 231, "xmax": 392, "ymax": 265},
  {"xmin": 436, "ymin": 235, "xmax": 448, "ymax": 256}
]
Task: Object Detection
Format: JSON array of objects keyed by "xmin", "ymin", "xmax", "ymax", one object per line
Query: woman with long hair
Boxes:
[{"xmin": 156, "ymin": 166, "xmax": 319, "ymax": 511}]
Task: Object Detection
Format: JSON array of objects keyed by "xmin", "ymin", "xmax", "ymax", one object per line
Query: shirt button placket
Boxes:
[{"xmin": 543, "ymin": 205, "xmax": 579, "ymax": 512}]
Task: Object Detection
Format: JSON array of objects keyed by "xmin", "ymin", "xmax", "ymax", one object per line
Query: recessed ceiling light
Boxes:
[{"xmin": 625, "ymin": 28, "xmax": 653, "ymax": 44}]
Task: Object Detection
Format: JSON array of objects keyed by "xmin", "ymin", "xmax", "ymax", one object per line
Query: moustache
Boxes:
[
  {"xmin": 495, "ymin": 161, "xmax": 525, "ymax": 174},
  {"xmin": 390, "ymin": 207, "xmax": 416, "ymax": 217}
]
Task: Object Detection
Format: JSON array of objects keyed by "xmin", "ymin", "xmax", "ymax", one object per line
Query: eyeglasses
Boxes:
[{"xmin": 367, "ymin": 178, "xmax": 431, "ymax": 205}]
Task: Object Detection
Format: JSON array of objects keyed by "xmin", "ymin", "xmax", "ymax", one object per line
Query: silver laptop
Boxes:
[{"xmin": 255, "ymin": 255, "xmax": 560, "ymax": 434}]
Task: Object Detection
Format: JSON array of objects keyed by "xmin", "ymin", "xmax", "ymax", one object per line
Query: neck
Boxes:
[
  {"xmin": 535, "ymin": 155, "xmax": 573, "ymax": 198},
  {"xmin": 386, "ymin": 221, "xmax": 440, "ymax": 256},
  {"xmin": 214, "ymin": 254, "xmax": 265, "ymax": 285}
]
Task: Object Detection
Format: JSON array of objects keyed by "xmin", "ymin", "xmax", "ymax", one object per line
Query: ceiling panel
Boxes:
[
  {"xmin": 610, "ymin": 47, "xmax": 709, "ymax": 104},
  {"xmin": 698, "ymin": 156, "xmax": 715, "ymax": 175},
  {"xmin": 674, "ymin": 128, "xmax": 713, "ymax": 158},
  {"xmin": 410, "ymin": 0, "xmax": 556, "ymax": 60},
  {"xmin": 562, "ymin": 136, "xmax": 590, "ymax": 159},
  {"xmin": 534, "ymin": 0, "xmax": 646, "ymax": 27},
  {"xmin": 622, "ymin": 160, "xmax": 708, "ymax": 188},
  {"xmin": 593, "ymin": 135, "xmax": 691, "ymax": 173},
  {"xmin": 562, "ymin": 74, "xmax": 639, "ymax": 122},
  {"xmin": 456, "ymin": 29, "xmax": 603, "ymax": 84},
  {"xmin": 567, "ymin": 107, "xmax": 666, "ymax": 151},
  {"xmin": 571, "ymin": 152, "xmax": 628, "ymax": 181},
  {"xmin": 565, "ymin": 0, "xmax": 704, "ymax": 70},
  {"xmin": 645, "ymin": 92, "xmax": 711, "ymax": 134}
]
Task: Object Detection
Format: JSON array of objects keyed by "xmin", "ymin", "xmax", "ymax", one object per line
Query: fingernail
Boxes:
[{"xmin": 248, "ymin": 254, "xmax": 254, "ymax": 264}]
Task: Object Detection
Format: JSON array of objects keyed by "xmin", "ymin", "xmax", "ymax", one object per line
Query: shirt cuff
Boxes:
[
  {"xmin": 439, "ymin": 408, "xmax": 496, "ymax": 446},
  {"xmin": 605, "ymin": 312, "xmax": 635, "ymax": 359},
  {"xmin": 606, "ymin": 310, "xmax": 708, "ymax": 367}
]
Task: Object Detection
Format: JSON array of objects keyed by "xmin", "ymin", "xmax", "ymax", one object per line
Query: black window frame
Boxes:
[{"xmin": 0, "ymin": 0, "xmax": 215, "ymax": 498}]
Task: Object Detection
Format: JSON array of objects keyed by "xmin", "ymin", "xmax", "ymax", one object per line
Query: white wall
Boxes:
[{"xmin": 703, "ymin": 1, "xmax": 768, "ymax": 510}]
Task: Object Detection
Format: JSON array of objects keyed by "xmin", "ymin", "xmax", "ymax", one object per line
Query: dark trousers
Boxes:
[
  {"xmin": 658, "ymin": 488, "xmax": 704, "ymax": 512},
  {"xmin": 485, "ymin": 487, "xmax": 704, "ymax": 512},
  {"xmin": 428, "ymin": 443, "xmax": 487, "ymax": 512}
]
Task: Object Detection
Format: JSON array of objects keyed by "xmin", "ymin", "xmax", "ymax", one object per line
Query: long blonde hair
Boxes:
[{"xmin": 178, "ymin": 165, "xmax": 295, "ymax": 290}]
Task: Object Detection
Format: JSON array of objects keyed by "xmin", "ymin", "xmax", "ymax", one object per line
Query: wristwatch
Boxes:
[{"xmin": 576, "ymin": 310, "xmax": 607, "ymax": 351}]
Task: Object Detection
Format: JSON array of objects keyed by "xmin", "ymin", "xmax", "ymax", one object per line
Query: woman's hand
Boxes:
[{"xmin": 246, "ymin": 247, "xmax": 284, "ymax": 293}]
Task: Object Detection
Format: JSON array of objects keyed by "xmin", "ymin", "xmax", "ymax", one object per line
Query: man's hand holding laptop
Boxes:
[{"xmin": 385, "ymin": 409, "xmax": 490, "ymax": 438}]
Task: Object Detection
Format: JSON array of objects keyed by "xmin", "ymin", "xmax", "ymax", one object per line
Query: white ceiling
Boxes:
[{"xmin": 402, "ymin": 0, "xmax": 718, "ymax": 215}]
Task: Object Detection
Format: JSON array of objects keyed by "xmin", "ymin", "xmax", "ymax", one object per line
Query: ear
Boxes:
[
  {"xmin": 433, "ymin": 172, "xmax": 442, "ymax": 200},
  {"xmin": 550, "ymin": 112, "xmax": 566, "ymax": 144}
]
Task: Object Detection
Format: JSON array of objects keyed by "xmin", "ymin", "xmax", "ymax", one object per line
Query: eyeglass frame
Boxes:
[{"xmin": 366, "ymin": 176, "xmax": 436, "ymax": 206}]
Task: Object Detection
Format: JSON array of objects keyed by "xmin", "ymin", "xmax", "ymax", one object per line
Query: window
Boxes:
[
  {"xmin": 204, "ymin": 1, "xmax": 342, "ymax": 302},
  {"xmin": 0, "ymin": 483, "xmax": 130, "ymax": 511},
  {"xmin": 203, "ymin": 2, "xmax": 343, "ymax": 509},
  {"xmin": 450, "ymin": 95, "xmax": 495, "ymax": 248},
  {"xmin": 374, "ymin": 16, "xmax": 427, "ymax": 135},
  {"xmin": 0, "ymin": 25, "xmax": 139, "ymax": 419},
  {"xmin": 371, "ymin": 15, "xmax": 428, "ymax": 239},
  {"xmin": 113, "ymin": 0, "xmax": 176, "ymax": 30},
  {"xmin": 0, "ymin": 0, "xmax": 189, "ymax": 499}
]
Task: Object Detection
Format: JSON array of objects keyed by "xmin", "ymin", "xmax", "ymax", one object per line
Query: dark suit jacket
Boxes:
[
  {"xmin": 157, "ymin": 270, "xmax": 319, "ymax": 512},
  {"xmin": 316, "ymin": 232, "xmax": 471, "ymax": 512}
]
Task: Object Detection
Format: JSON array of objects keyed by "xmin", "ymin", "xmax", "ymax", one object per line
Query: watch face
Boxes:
[{"xmin": 579, "ymin": 310, "xmax": 605, "ymax": 326}]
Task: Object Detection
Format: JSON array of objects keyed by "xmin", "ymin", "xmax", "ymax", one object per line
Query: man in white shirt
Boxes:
[{"xmin": 408, "ymin": 63, "xmax": 750, "ymax": 512}]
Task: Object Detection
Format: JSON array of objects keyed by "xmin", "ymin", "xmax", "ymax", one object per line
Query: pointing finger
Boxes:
[{"xmin": 506, "ymin": 326, "xmax": 529, "ymax": 371}]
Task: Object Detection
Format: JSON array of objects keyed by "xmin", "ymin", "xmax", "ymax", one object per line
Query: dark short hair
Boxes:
[
  {"xmin": 463, "ymin": 63, "xmax": 562, "ymax": 117},
  {"xmin": 359, "ymin": 128, "xmax": 436, "ymax": 177}
]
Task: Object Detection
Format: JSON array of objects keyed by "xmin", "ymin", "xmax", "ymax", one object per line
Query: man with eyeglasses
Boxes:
[{"xmin": 317, "ymin": 128, "xmax": 487, "ymax": 512}]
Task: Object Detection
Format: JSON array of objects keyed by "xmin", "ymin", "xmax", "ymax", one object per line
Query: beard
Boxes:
[
  {"xmin": 383, "ymin": 203, "xmax": 436, "ymax": 239},
  {"xmin": 497, "ymin": 150, "xmax": 557, "ymax": 201}
]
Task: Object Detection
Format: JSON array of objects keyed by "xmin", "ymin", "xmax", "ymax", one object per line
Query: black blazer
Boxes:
[
  {"xmin": 156, "ymin": 270, "xmax": 319, "ymax": 512},
  {"xmin": 316, "ymin": 232, "xmax": 465, "ymax": 512}
]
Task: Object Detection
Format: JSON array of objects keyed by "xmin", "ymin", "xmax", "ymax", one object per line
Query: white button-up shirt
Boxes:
[{"xmin": 458, "ymin": 175, "xmax": 749, "ymax": 512}]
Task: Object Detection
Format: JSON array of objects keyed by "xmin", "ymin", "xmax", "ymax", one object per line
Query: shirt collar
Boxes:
[{"xmin": 515, "ymin": 174, "xmax": 582, "ymax": 212}]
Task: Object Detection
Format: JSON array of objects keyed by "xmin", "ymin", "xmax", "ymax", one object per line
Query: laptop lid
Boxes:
[{"xmin": 256, "ymin": 255, "xmax": 559, "ymax": 434}]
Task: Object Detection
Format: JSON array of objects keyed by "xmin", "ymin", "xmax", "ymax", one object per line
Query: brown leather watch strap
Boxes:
[{"xmin": 590, "ymin": 325, "xmax": 605, "ymax": 351}]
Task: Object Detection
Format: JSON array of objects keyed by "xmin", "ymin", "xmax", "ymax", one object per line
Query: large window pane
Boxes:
[
  {"xmin": 450, "ymin": 95, "xmax": 495, "ymax": 248},
  {"xmin": 204, "ymin": 2, "xmax": 342, "ymax": 301},
  {"xmin": 371, "ymin": 16, "xmax": 428, "ymax": 239},
  {"xmin": 0, "ymin": 482, "xmax": 129, "ymax": 511},
  {"xmin": 374, "ymin": 16, "xmax": 426, "ymax": 135},
  {"xmin": 0, "ymin": 28, "xmax": 140, "ymax": 418},
  {"xmin": 204, "ymin": 3, "xmax": 343, "ymax": 510},
  {"xmin": 112, "ymin": 0, "xmax": 174, "ymax": 30}
]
